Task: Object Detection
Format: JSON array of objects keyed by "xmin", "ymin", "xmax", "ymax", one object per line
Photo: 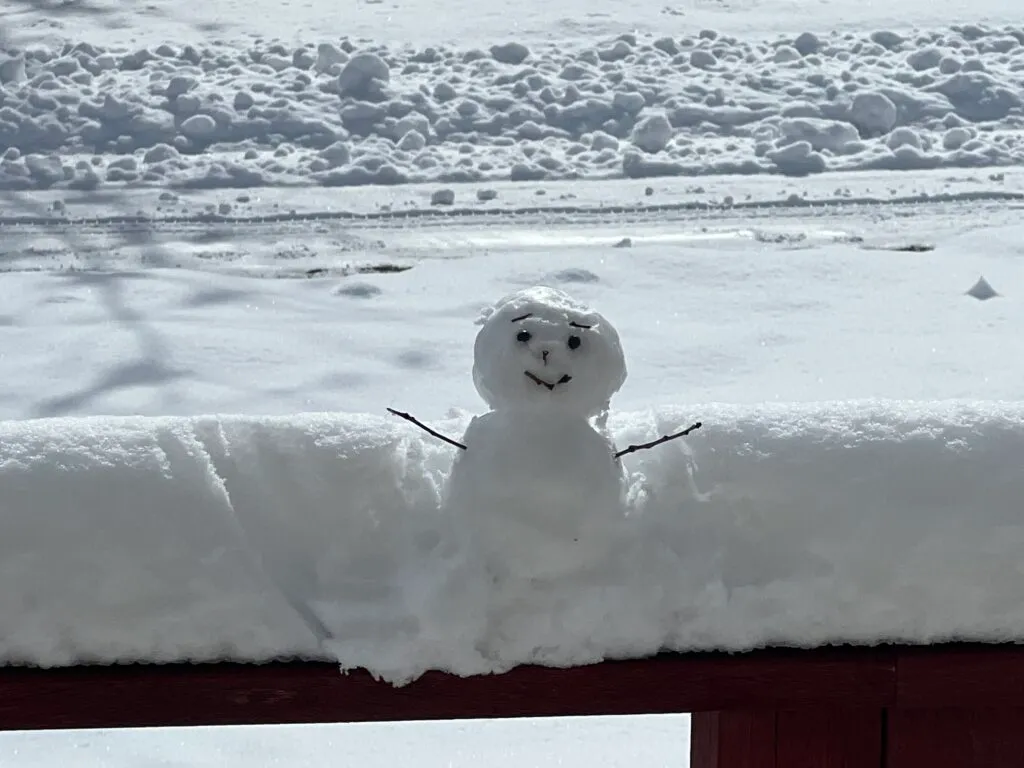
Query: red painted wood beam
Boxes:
[
  {"xmin": 887, "ymin": 708, "xmax": 1024, "ymax": 768},
  {"xmin": 6, "ymin": 643, "xmax": 1024, "ymax": 733},
  {"xmin": 692, "ymin": 708, "xmax": 886, "ymax": 768},
  {"xmin": 689, "ymin": 644, "xmax": 1024, "ymax": 768},
  {"xmin": 897, "ymin": 644, "xmax": 1024, "ymax": 708},
  {"xmin": 0, "ymin": 647, "xmax": 896, "ymax": 731}
]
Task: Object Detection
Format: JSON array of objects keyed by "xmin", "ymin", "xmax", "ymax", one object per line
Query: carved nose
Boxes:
[{"xmin": 542, "ymin": 350, "xmax": 549, "ymax": 364}]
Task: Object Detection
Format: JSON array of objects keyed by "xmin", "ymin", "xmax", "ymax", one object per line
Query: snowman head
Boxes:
[{"xmin": 472, "ymin": 286, "xmax": 627, "ymax": 418}]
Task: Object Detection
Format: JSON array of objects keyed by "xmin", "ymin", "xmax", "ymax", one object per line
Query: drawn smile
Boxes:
[{"xmin": 524, "ymin": 371, "xmax": 572, "ymax": 391}]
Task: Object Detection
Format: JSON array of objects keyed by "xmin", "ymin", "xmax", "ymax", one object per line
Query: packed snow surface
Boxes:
[
  {"xmin": 3, "ymin": 23, "xmax": 1024, "ymax": 190},
  {"xmin": 1, "ymin": 177, "xmax": 1022, "ymax": 421}
]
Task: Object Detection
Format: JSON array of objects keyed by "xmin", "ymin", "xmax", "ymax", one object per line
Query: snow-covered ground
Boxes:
[
  {"xmin": 2, "ymin": 170, "xmax": 1022, "ymax": 419},
  {"xmin": 0, "ymin": 716, "xmax": 689, "ymax": 768},
  {"xmin": 3, "ymin": 0, "xmax": 1024, "ymax": 762}
]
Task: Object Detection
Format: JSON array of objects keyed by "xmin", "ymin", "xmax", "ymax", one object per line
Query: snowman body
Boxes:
[
  {"xmin": 448, "ymin": 410, "xmax": 626, "ymax": 580},
  {"xmin": 445, "ymin": 286, "xmax": 630, "ymax": 583}
]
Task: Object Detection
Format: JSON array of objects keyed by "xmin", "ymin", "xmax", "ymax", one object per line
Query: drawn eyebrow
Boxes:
[
  {"xmin": 569, "ymin": 321, "xmax": 592, "ymax": 329},
  {"xmin": 510, "ymin": 313, "xmax": 533, "ymax": 322}
]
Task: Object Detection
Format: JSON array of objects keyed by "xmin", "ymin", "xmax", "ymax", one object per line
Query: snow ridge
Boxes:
[{"xmin": 2, "ymin": 25, "xmax": 1023, "ymax": 190}]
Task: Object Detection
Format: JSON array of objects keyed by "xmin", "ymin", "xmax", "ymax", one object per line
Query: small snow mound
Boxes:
[
  {"xmin": 966, "ymin": 276, "xmax": 999, "ymax": 301},
  {"xmin": 773, "ymin": 46, "xmax": 801, "ymax": 63},
  {"xmin": 179, "ymin": 114, "xmax": 218, "ymax": 140},
  {"xmin": 430, "ymin": 188, "xmax": 455, "ymax": 206},
  {"xmin": 942, "ymin": 127, "xmax": 972, "ymax": 150},
  {"xmin": 792, "ymin": 32, "xmax": 821, "ymax": 56},
  {"xmin": 929, "ymin": 71, "xmax": 1023, "ymax": 121},
  {"xmin": 689, "ymin": 49, "xmax": 718, "ymax": 69},
  {"xmin": 869, "ymin": 30, "xmax": 906, "ymax": 50},
  {"xmin": 767, "ymin": 141, "xmax": 826, "ymax": 175},
  {"xmin": 398, "ymin": 130, "xmax": 426, "ymax": 151},
  {"xmin": 849, "ymin": 92, "xmax": 899, "ymax": 137},
  {"xmin": 319, "ymin": 141, "xmax": 351, "ymax": 167},
  {"xmin": 907, "ymin": 47, "xmax": 944, "ymax": 71},
  {"xmin": 939, "ymin": 56, "xmax": 962, "ymax": 74},
  {"xmin": 630, "ymin": 113, "xmax": 673, "ymax": 153},
  {"xmin": 337, "ymin": 52, "xmax": 390, "ymax": 99},
  {"xmin": 653, "ymin": 37, "xmax": 679, "ymax": 56},
  {"xmin": 779, "ymin": 118, "xmax": 859, "ymax": 153},
  {"xmin": 591, "ymin": 131, "xmax": 619, "ymax": 151},
  {"xmin": 886, "ymin": 127, "xmax": 922, "ymax": 150},
  {"xmin": 0, "ymin": 55, "xmax": 27, "ymax": 84},
  {"xmin": 598, "ymin": 40, "xmax": 632, "ymax": 62},
  {"xmin": 611, "ymin": 91, "xmax": 646, "ymax": 116},
  {"xmin": 143, "ymin": 144, "xmax": 179, "ymax": 163},
  {"xmin": 621, "ymin": 151, "xmax": 685, "ymax": 179},
  {"xmin": 549, "ymin": 268, "xmax": 601, "ymax": 284},
  {"xmin": 315, "ymin": 43, "xmax": 349, "ymax": 74},
  {"xmin": 490, "ymin": 42, "xmax": 530, "ymax": 65},
  {"xmin": 334, "ymin": 281, "xmax": 383, "ymax": 298}
]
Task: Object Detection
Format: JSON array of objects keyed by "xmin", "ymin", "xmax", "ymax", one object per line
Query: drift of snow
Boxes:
[{"xmin": 1, "ymin": 401, "xmax": 1023, "ymax": 685}]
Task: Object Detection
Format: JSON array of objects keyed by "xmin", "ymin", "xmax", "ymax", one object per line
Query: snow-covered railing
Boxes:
[
  {"xmin": 2, "ymin": 401, "xmax": 1024, "ymax": 765},
  {"xmin": 3, "ymin": 401, "xmax": 1023, "ymax": 678}
]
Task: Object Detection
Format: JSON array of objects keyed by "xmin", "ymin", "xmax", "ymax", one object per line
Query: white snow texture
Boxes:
[
  {"xmin": 2, "ymin": 24, "xmax": 1024, "ymax": 189},
  {"xmin": 3, "ymin": 401, "xmax": 1024, "ymax": 685}
]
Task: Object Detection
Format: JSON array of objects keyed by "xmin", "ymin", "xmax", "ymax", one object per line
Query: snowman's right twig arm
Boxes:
[
  {"xmin": 387, "ymin": 408, "xmax": 468, "ymax": 451},
  {"xmin": 614, "ymin": 420, "xmax": 702, "ymax": 459}
]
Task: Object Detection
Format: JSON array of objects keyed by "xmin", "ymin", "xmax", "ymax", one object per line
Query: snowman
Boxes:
[
  {"xmin": 386, "ymin": 286, "xmax": 700, "ymax": 656},
  {"xmin": 442, "ymin": 286, "xmax": 632, "ymax": 585}
]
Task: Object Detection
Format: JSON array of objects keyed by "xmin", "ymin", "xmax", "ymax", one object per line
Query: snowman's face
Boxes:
[{"xmin": 472, "ymin": 287, "xmax": 627, "ymax": 418}]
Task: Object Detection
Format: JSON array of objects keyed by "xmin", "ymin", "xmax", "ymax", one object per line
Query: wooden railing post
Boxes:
[
  {"xmin": 691, "ymin": 708, "xmax": 886, "ymax": 768},
  {"xmin": 691, "ymin": 711, "xmax": 776, "ymax": 768}
]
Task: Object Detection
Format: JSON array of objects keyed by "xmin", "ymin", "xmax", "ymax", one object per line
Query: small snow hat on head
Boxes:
[{"xmin": 472, "ymin": 286, "xmax": 627, "ymax": 418}]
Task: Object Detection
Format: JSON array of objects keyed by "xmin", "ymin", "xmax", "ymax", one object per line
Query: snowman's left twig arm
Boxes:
[
  {"xmin": 614, "ymin": 420, "xmax": 702, "ymax": 459},
  {"xmin": 387, "ymin": 408, "xmax": 468, "ymax": 451}
]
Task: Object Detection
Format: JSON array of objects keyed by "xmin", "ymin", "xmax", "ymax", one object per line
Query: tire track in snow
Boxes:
[{"xmin": 1, "ymin": 188, "xmax": 1022, "ymax": 228}]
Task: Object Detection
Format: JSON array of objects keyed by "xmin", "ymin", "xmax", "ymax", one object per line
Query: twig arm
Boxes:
[
  {"xmin": 614, "ymin": 420, "xmax": 702, "ymax": 459},
  {"xmin": 387, "ymin": 408, "xmax": 467, "ymax": 451}
]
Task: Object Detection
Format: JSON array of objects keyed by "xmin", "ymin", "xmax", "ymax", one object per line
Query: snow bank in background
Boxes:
[
  {"xmin": 2, "ymin": 401, "xmax": 1024, "ymax": 684},
  {"xmin": 2, "ymin": 25, "xmax": 1023, "ymax": 190}
]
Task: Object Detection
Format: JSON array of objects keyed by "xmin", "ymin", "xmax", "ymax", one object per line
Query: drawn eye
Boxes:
[
  {"xmin": 567, "ymin": 335, "xmax": 581, "ymax": 350},
  {"xmin": 517, "ymin": 330, "xmax": 532, "ymax": 343}
]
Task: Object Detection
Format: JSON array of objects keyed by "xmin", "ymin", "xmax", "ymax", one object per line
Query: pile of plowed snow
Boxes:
[{"xmin": 2, "ymin": 25, "xmax": 1023, "ymax": 189}]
